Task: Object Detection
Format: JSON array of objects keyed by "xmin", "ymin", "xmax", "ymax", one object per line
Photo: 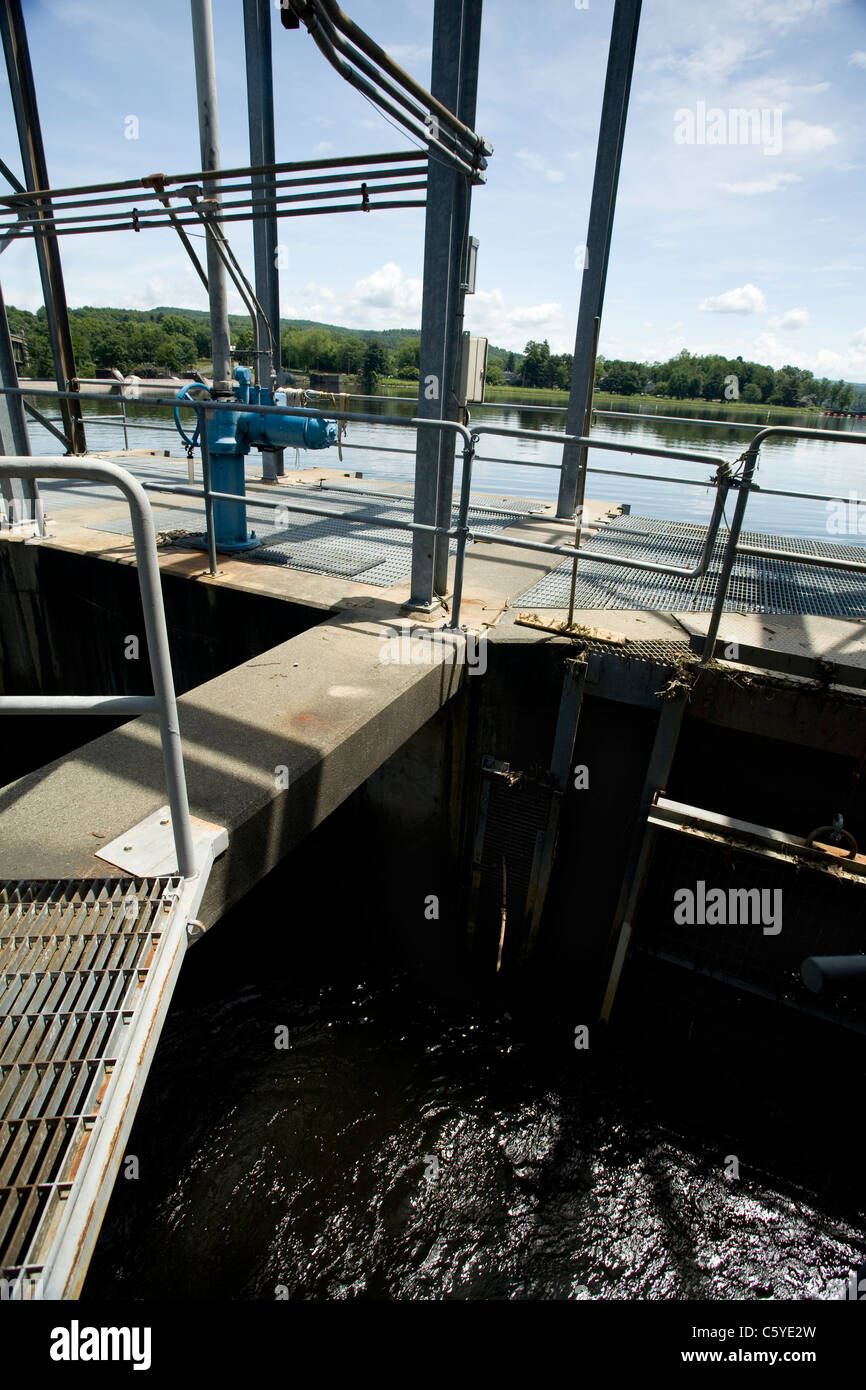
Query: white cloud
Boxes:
[
  {"xmin": 784, "ymin": 120, "xmax": 838, "ymax": 155},
  {"xmin": 731, "ymin": 0, "xmax": 845, "ymax": 33},
  {"xmin": 313, "ymin": 141, "xmax": 334, "ymax": 155},
  {"xmin": 699, "ymin": 283, "xmax": 768, "ymax": 314},
  {"xmin": 385, "ymin": 44, "xmax": 432, "ymax": 70},
  {"xmin": 285, "ymin": 263, "xmax": 423, "ymax": 330},
  {"xmin": 515, "ymin": 149, "xmax": 565, "ymax": 183},
  {"xmin": 465, "ymin": 289, "xmax": 569, "ymax": 351},
  {"xmin": 353, "ymin": 263, "xmax": 421, "ymax": 312},
  {"xmin": 649, "ymin": 35, "xmax": 763, "ymax": 85},
  {"xmin": 771, "ymin": 307, "xmax": 810, "ymax": 329},
  {"xmin": 849, "ymin": 52, "xmax": 866, "ymax": 69},
  {"xmin": 751, "ymin": 332, "xmax": 864, "ymax": 374},
  {"xmin": 852, "ymin": 329, "xmax": 866, "ymax": 349},
  {"xmin": 511, "ymin": 301, "xmax": 562, "ymax": 325},
  {"xmin": 814, "ymin": 348, "xmax": 845, "ymax": 371},
  {"xmin": 720, "ymin": 172, "xmax": 802, "ymax": 195}
]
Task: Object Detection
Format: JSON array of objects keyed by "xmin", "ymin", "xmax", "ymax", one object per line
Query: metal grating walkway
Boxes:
[
  {"xmin": 0, "ymin": 877, "xmax": 189, "ymax": 1299},
  {"xmin": 516, "ymin": 514, "xmax": 866, "ymax": 616},
  {"xmin": 91, "ymin": 484, "xmax": 544, "ymax": 588}
]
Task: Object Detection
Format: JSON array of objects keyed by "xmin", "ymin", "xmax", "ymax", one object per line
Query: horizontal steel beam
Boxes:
[
  {"xmin": 649, "ymin": 794, "xmax": 866, "ymax": 882},
  {"xmin": 0, "ymin": 149, "xmax": 426, "ymax": 205}
]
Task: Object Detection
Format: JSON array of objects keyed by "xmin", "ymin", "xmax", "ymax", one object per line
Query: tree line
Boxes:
[
  {"xmin": 6, "ymin": 306, "xmax": 211, "ymax": 378},
  {"xmin": 520, "ymin": 338, "xmax": 856, "ymax": 409},
  {"xmin": 4, "ymin": 306, "xmax": 857, "ymax": 409},
  {"xmin": 4, "ymin": 306, "xmax": 512, "ymax": 387}
]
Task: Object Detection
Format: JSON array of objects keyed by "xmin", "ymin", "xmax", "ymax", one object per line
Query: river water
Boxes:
[
  {"xmin": 22, "ymin": 390, "xmax": 864, "ymax": 1301},
  {"xmin": 22, "ymin": 391, "xmax": 866, "ymax": 545},
  {"xmin": 81, "ymin": 865, "xmax": 865, "ymax": 1303}
]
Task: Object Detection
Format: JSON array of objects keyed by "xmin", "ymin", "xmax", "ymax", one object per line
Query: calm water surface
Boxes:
[{"xmin": 23, "ymin": 391, "xmax": 866, "ymax": 545}]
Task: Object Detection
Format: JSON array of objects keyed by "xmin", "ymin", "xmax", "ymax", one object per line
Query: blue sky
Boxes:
[{"xmin": 1, "ymin": 0, "xmax": 865, "ymax": 377}]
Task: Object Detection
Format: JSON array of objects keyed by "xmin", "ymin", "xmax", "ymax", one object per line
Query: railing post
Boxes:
[
  {"xmin": 0, "ymin": 456, "xmax": 197, "ymax": 879},
  {"xmin": 700, "ymin": 444, "xmax": 760, "ymax": 663},
  {"xmin": 448, "ymin": 426, "xmax": 477, "ymax": 631},
  {"xmin": 198, "ymin": 404, "xmax": 219, "ymax": 577}
]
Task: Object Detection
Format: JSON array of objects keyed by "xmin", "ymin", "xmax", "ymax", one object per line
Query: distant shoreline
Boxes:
[{"xmin": 18, "ymin": 377, "xmax": 857, "ymax": 422}]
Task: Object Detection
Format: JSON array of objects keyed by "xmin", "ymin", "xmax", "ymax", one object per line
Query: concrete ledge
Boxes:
[{"xmin": 0, "ymin": 608, "xmax": 467, "ymax": 925}]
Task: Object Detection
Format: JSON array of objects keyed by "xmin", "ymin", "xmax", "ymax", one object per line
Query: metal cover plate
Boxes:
[{"xmin": 94, "ymin": 806, "xmax": 229, "ymax": 877}]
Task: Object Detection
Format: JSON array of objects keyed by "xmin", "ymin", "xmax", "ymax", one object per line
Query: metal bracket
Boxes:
[{"xmin": 95, "ymin": 804, "xmax": 228, "ymax": 878}]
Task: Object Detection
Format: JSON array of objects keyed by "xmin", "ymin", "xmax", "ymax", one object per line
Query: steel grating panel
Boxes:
[
  {"xmin": 248, "ymin": 536, "xmax": 390, "ymax": 578},
  {"xmin": 0, "ymin": 876, "xmax": 185, "ymax": 1297},
  {"xmin": 582, "ymin": 637, "xmax": 693, "ymax": 662},
  {"xmin": 237, "ymin": 492, "xmax": 537, "ymax": 586},
  {"xmin": 516, "ymin": 513, "xmax": 866, "ymax": 616},
  {"xmin": 89, "ymin": 487, "xmax": 539, "ymax": 588}
]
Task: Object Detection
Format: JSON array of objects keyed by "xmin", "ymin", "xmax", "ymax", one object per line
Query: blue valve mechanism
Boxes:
[{"xmin": 174, "ymin": 367, "xmax": 337, "ymax": 553}]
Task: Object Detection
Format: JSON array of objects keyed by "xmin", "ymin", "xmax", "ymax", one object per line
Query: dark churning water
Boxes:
[{"xmin": 82, "ymin": 869, "xmax": 865, "ymax": 1303}]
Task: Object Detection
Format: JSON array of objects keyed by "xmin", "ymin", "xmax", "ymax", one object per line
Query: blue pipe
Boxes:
[{"xmin": 173, "ymin": 368, "xmax": 337, "ymax": 551}]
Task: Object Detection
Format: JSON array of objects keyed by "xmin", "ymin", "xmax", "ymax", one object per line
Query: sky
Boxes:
[{"xmin": 1, "ymin": 0, "xmax": 865, "ymax": 378}]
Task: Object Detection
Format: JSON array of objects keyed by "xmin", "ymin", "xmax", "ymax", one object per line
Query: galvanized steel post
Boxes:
[
  {"xmin": 0, "ymin": 278, "xmax": 40, "ymax": 530},
  {"xmin": 556, "ymin": 0, "xmax": 642, "ymax": 518},
  {"xmin": 410, "ymin": 0, "xmax": 483, "ymax": 608},
  {"xmin": 0, "ymin": 0, "xmax": 86, "ymax": 454},
  {"xmin": 190, "ymin": 0, "xmax": 234, "ymax": 396},
  {"xmin": 243, "ymin": 0, "xmax": 285, "ymax": 480}
]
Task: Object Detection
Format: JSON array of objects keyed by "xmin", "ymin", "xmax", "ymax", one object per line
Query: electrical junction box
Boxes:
[
  {"xmin": 459, "ymin": 333, "xmax": 488, "ymax": 405},
  {"xmin": 462, "ymin": 236, "xmax": 479, "ymax": 293}
]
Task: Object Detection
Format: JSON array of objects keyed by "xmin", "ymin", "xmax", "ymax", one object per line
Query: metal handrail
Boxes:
[
  {"xmin": 21, "ymin": 396, "xmax": 862, "ymax": 507},
  {"xmin": 6, "ymin": 389, "xmax": 866, "ymax": 648},
  {"xmin": 700, "ymin": 426, "xmax": 866, "ymax": 662},
  {"xmin": 0, "ymin": 456, "xmax": 197, "ymax": 878}
]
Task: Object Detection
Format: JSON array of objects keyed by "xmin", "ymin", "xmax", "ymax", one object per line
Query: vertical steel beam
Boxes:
[
  {"xmin": 410, "ymin": 0, "xmax": 482, "ymax": 607},
  {"xmin": 0, "ymin": 278, "xmax": 40, "ymax": 528},
  {"xmin": 0, "ymin": 282, "xmax": 29, "ymax": 456},
  {"xmin": 190, "ymin": 0, "xmax": 234, "ymax": 396},
  {"xmin": 599, "ymin": 687, "xmax": 688, "ymax": 1023},
  {"xmin": 524, "ymin": 657, "xmax": 589, "ymax": 958},
  {"xmin": 0, "ymin": 0, "xmax": 86, "ymax": 454},
  {"xmin": 556, "ymin": 0, "xmax": 641, "ymax": 518},
  {"xmin": 700, "ymin": 447, "xmax": 759, "ymax": 662},
  {"xmin": 243, "ymin": 0, "xmax": 284, "ymax": 479}
]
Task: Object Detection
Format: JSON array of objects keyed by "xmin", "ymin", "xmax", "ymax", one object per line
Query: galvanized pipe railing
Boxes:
[
  {"xmin": 24, "ymin": 396, "xmax": 860, "ymax": 507},
  {"xmin": 7, "ymin": 389, "xmax": 866, "ymax": 646},
  {"xmin": 699, "ymin": 425, "xmax": 866, "ymax": 663},
  {"xmin": 0, "ymin": 456, "xmax": 197, "ymax": 879},
  {"xmin": 6, "ymin": 397, "xmax": 782, "ymax": 500}
]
